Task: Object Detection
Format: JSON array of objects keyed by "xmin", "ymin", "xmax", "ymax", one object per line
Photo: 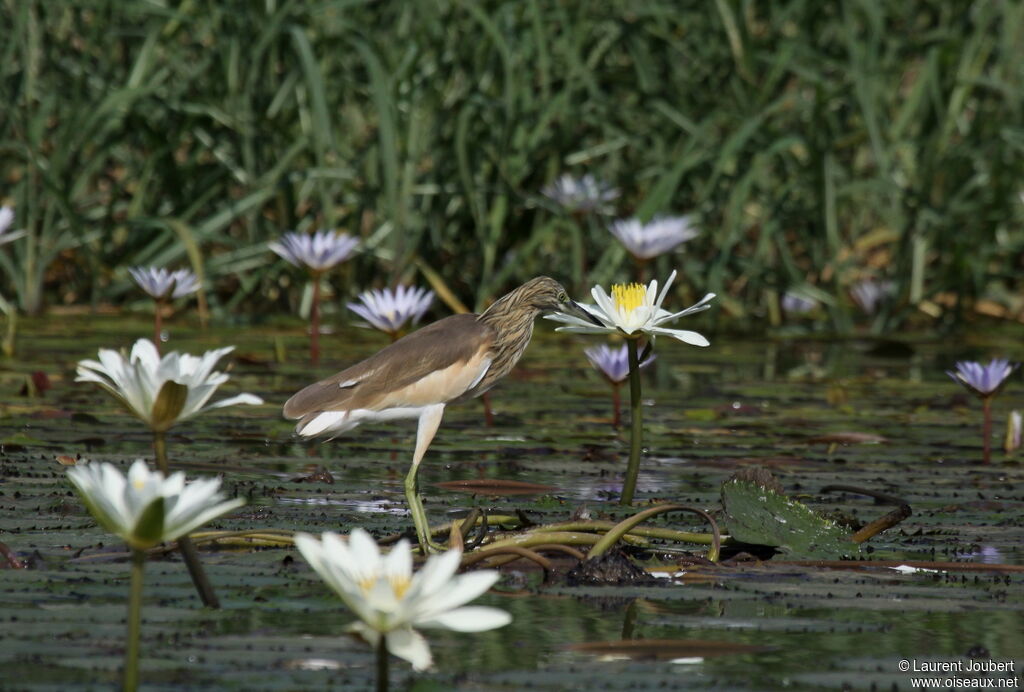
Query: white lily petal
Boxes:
[
  {"xmin": 417, "ymin": 606, "xmax": 512, "ymax": 632},
  {"xmin": 648, "ymin": 326, "xmax": 710, "ymax": 347},
  {"xmin": 76, "ymin": 339, "xmax": 260, "ymax": 432},
  {"xmin": 295, "ymin": 529, "xmax": 510, "ymax": 667},
  {"xmin": 654, "ymin": 270, "xmax": 678, "ymax": 308},
  {"xmin": 67, "ymin": 460, "xmax": 244, "ymax": 550},
  {"xmin": 386, "ymin": 626, "xmax": 433, "ymax": 671}
]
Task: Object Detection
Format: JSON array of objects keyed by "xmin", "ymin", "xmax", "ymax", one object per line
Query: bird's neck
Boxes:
[
  {"xmin": 478, "ymin": 291, "xmax": 539, "ymax": 337},
  {"xmin": 476, "ymin": 294, "xmax": 540, "ymax": 383}
]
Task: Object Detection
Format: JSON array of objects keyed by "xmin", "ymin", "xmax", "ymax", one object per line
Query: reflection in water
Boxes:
[{"xmin": 276, "ymin": 496, "xmax": 409, "ymax": 515}]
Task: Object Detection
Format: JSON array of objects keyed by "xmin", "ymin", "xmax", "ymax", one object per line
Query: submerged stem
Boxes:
[
  {"xmin": 376, "ymin": 632, "xmax": 389, "ymax": 692},
  {"xmin": 619, "ymin": 338, "xmax": 643, "ymax": 505},
  {"xmin": 152, "ymin": 431, "xmax": 221, "ymax": 609},
  {"xmin": 124, "ymin": 549, "xmax": 145, "ymax": 692}
]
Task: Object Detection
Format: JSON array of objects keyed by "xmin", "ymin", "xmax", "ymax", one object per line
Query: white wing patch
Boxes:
[
  {"xmin": 296, "ymin": 407, "xmax": 426, "ymax": 438},
  {"xmin": 467, "ymin": 358, "xmax": 492, "ymax": 391}
]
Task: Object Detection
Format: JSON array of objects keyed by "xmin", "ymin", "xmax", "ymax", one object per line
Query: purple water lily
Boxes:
[
  {"xmin": 584, "ymin": 344, "xmax": 656, "ymax": 428},
  {"xmin": 947, "ymin": 358, "xmax": 1018, "ymax": 464},
  {"xmin": 269, "ymin": 229, "xmax": 359, "ymax": 365},
  {"xmin": 584, "ymin": 344, "xmax": 655, "ymax": 384},
  {"xmin": 781, "ymin": 291, "xmax": 818, "ymax": 316},
  {"xmin": 946, "ymin": 359, "xmax": 1017, "ymax": 397},
  {"xmin": 269, "ymin": 229, "xmax": 359, "ymax": 272},
  {"xmin": 348, "ymin": 285, "xmax": 434, "ymax": 339}
]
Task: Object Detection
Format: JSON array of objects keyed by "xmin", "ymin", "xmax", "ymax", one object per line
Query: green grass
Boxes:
[{"xmin": 1, "ymin": 1, "xmax": 1022, "ymax": 332}]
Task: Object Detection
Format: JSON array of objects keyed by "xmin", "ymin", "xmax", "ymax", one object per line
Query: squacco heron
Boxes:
[{"xmin": 283, "ymin": 277, "xmax": 599, "ymax": 551}]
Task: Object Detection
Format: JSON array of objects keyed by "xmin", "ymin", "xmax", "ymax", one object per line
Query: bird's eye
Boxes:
[{"xmin": 559, "ymin": 292, "xmax": 569, "ymax": 303}]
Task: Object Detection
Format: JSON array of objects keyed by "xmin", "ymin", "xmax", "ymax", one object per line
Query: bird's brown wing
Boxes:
[{"xmin": 283, "ymin": 313, "xmax": 494, "ymax": 419}]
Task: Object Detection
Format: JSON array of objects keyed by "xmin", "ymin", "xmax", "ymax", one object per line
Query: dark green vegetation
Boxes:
[
  {"xmin": 2, "ymin": 317, "xmax": 1022, "ymax": 689},
  {"xmin": 3, "ymin": 2, "xmax": 1023, "ymax": 331}
]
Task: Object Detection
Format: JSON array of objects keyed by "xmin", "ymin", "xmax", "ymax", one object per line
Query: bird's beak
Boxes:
[{"xmin": 567, "ymin": 299, "xmax": 604, "ymax": 327}]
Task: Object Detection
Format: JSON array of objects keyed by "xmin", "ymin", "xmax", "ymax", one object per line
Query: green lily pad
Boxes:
[{"xmin": 721, "ymin": 478, "xmax": 860, "ymax": 559}]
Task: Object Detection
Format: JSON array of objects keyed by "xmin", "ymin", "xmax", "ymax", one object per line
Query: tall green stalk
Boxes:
[
  {"xmin": 153, "ymin": 431, "xmax": 220, "ymax": 608},
  {"xmin": 619, "ymin": 339, "xmax": 643, "ymax": 506},
  {"xmin": 124, "ymin": 549, "xmax": 145, "ymax": 692}
]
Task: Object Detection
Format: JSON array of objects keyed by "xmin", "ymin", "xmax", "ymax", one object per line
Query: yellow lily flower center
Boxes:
[
  {"xmin": 357, "ymin": 574, "xmax": 412, "ymax": 600},
  {"xmin": 612, "ymin": 283, "xmax": 646, "ymax": 314},
  {"xmin": 389, "ymin": 575, "xmax": 412, "ymax": 599}
]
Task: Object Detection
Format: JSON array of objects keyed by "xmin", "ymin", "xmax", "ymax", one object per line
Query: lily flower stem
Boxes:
[
  {"xmin": 124, "ymin": 549, "xmax": 145, "ymax": 692},
  {"xmin": 611, "ymin": 383, "xmax": 621, "ymax": 428},
  {"xmin": 376, "ymin": 632, "xmax": 389, "ymax": 692},
  {"xmin": 982, "ymin": 397, "xmax": 993, "ymax": 465},
  {"xmin": 620, "ymin": 339, "xmax": 643, "ymax": 506},
  {"xmin": 153, "ymin": 299, "xmax": 163, "ymax": 355},
  {"xmin": 310, "ymin": 272, "xmax": 321, "ymax": 366},
  {"xmin": 152, "ymin": 431, "xmax": 221, "ymax": 609}
]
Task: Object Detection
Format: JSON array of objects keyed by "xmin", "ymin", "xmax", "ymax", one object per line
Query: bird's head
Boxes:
[{"xmin": 516, "ymin": 277, "xmax": 602, "ymax": 325}]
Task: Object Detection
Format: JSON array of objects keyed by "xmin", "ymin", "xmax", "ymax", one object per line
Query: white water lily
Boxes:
[
  {"xmin": 608, "ymin": 215, "xmax": 699, "ymax": 260},
  {"xmin": 541, "ymin": 174, "xmax": 619, "ymax": 213},
  {"xmin": 67, "ymin": 459, "xmax": 245, "ymax": 550},
  {"xmin": 76, "ymin": 339, "xmax": 263, "ymax": 431},
  {"xmin": 546, "ymin": 270, "xmax": 714, "ymax": 345},
  {"xmin": 129, "ymin": 267, "xmax": 200, "ymax": 300},
  {"xmin": 295, "ymin": 528, "xmax": 511, "ymax": 671}
]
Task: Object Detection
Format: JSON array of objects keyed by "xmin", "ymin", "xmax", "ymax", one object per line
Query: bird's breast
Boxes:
[{"xmin": 379, "ymin": 347, "xmax": 493, "ymax": 408}]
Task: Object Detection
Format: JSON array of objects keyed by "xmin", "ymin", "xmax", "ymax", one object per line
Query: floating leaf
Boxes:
[{"xmin": 721, "ymin": 478, "xmax": 860, "ymax": 559}]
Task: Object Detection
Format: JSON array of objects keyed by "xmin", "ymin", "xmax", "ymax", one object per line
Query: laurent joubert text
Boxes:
[{"xmin": 898, "ymin": 658, "xmax": 1019, "ymax": 690}]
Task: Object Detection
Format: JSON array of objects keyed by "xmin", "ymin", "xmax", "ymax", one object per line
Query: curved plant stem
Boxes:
[
  {"xmin": 310, "ymin": 271, "xmax": 322, "ymax": 366},
  {"xmin": 587, "ymin": 504, "xmax": 722, "ymax": 562},
  {"xmin": 153, "ymin": 431, "xmax": 220, "ymax": 609},
  {"xmin": 460, "ymin": 546, "xmax": 553, "ymax": 572},
  {"xmin": 619, "ymin": 338, "xmax": 643, "ymax": 505},
  {"xmin": 527, "ymin": 544, "xmax": 587, "ymax": 560},
  {"xmin": 124, "ymin": 549, "xmax": 145, "ymax": 692},
  {"xmin": 376, "ymin": 632, "xmax": 389, "ymax": 692},
  {"xmin": 484, "ymin": 531, "xmax": 624, "ymax": 551},
  {"xmin": 533, "ymin": 520, "xmax": 719, "ymax": 545}
]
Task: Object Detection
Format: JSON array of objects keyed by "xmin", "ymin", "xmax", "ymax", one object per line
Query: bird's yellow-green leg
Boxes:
[{"xmin": 407, "ymin": 404, "xmax": 447, "ymax": 554}]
